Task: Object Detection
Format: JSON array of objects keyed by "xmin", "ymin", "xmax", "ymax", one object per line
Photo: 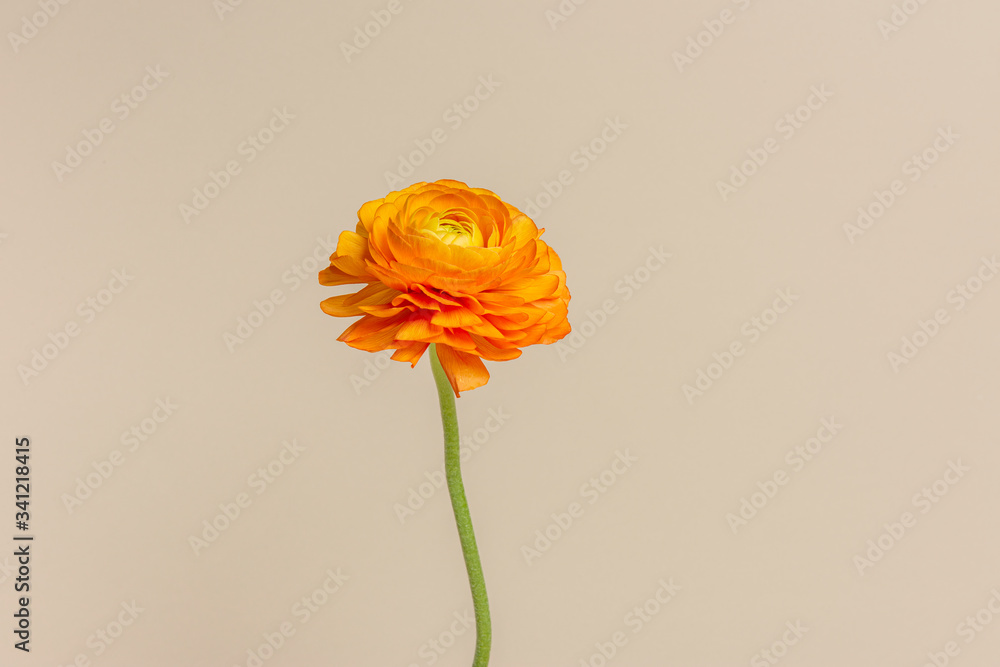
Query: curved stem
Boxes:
[{"xmin": 429, "ymin": 344, "xmax": 491, "ymax": 667}]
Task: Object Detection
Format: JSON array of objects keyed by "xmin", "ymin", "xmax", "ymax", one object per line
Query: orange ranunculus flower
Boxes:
[{"xmin": 319, "ymin": 179, "xmax": 571, "ymax": 396}]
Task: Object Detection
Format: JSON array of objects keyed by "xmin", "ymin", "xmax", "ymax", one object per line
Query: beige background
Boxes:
[{"xmin": 3, "ymin": 0, "xmax": 1000, "ymax": 665}]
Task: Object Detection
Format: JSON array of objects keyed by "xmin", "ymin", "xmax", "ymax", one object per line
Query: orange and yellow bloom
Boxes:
[{"xmin": 319, "ymin": 179, "xmax": 571, "ymax": 396}]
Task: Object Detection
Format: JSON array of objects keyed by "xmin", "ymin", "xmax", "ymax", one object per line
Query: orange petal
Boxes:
[
  {"xmin": 364, "ymin": 263, "xmax": 419, "ymax": 291},
  {"xmin": 430, "ymin": 307, "xmax": 483, "ymax": 328},
  {"xmin": 319, "ymin": 264, "xmax": 370, "ymax": 287},
  {"xmin": 476, "ymin": 291, "xmax": 526, "ymax": 308},
  {"xmin": 396, "ymin": 317, "xmax": 442, "ymax": 341},
  {"xmin": 392, "ymin": 292, "xmax": 443, "ymax": 311},
  {"xmin": 337, "ymin": 313, "xmax": 407, "ymax": 351},
  {"xmin": 414, "ymin": 283, "xmax": 461, "ymax": 306},
  {"xmin": 391, "ymin": 342, "xmax": 429, "ymax": 367},
  {"xmin": 328, "ymin": 254, "xmax": 368, "ymax": 278},
  {"xmin": 464, "ymin": 316, "xmax": 504, "ymax": 339},
  {"xmin": 494, "ymin": 273, "xmax": 560, "ymax": 302},
  {"xmin": 336, "ymin": 230, "xmax": 369, "ymax": 260},
  {"xmin": 358, "ymin": 303, "xmax": 411, "ymax": 318},
  {"xmin": 429, "ymin": 327, "xmax": 477, "ymax": 351},
  {"xmin": 469, "ymin": 334, "xmax": 522, "ymax": 361},
  {"xmin": 435, "ymin": 344, "xmax": 489, "ymax": 397},
  {"xmin": 435, "ymin": 179, "xmax": 471, "ymax": 189},
  {"xmin": 504, "ymin": 216, "xmax": 540, "ymax": 248},
  {"xmin": 320, "ymin": 283, "xmax": 400, "ymax": 317}
]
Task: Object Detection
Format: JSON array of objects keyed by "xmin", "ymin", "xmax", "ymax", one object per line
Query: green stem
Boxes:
[{"xmin": 429, "ymin": 344, "xmax": 491, "ymax": 667}]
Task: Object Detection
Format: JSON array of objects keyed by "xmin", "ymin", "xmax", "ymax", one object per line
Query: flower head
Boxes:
[{"xmin": 320, "ymin": 179, "xmax": 571, "ymax": 396}]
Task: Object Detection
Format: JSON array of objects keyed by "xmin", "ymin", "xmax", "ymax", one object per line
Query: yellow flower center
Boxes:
[{"xmin": 420, "ymin": 211, "xmax": 484, "ymax": 248}]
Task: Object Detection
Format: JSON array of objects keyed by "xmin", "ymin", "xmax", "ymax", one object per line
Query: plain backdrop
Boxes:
[{"xmin": 2, "ymin": 0, "xmax": 1000, "ymax": 665}]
